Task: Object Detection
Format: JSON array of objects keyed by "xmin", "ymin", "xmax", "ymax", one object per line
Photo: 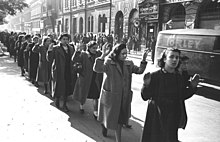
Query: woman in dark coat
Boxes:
[
  {"xmin": 72, "ymin": 41, "xmax": 103, "ymax": 117},
  {"xmin": 16, "ymin": 35, "xmax": 25, "ymax": 76},
  {"xmin": 47, "ymin": 33, "xmax": 75, "ymax": 112},
  {"xmin": 33, "ymin": 36, "xmax": 51, "ymax": 94},
  {"xmin": 141, "ymin": 48, "xmax": 200, "ymax": 142},
  {"xmin": 27, "ymin": 36, "xmax": 39, "ymax": 85}
]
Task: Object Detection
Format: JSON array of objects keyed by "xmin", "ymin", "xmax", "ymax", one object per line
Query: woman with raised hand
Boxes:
[
  {"xmin": 93, "ymin": 43, "xmax": 149, "ymax": 142},
  {"xmin": 72, "ymin": 41, "xmax": 103, "ymax": 118},
  {"xmin": 47, "ymin": 33, "xmax": 75, "ymax": 112},
  {"xmin": 33, "ymin": 36, "xmax": 51, "ymax": 95},
  {"xmin": 141, "ymin": 48, "xmax": 200, "ymax": 142}
]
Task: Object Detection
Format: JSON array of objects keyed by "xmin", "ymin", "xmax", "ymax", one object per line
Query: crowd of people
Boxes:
[{"xmin": 0, "ymin": 30, "xmax": 200, "ymax": 142}]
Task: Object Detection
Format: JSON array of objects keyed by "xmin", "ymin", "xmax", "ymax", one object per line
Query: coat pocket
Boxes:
[{"xmin": 100, "ymin": 89, "xmax": 113, "ymax": 107}]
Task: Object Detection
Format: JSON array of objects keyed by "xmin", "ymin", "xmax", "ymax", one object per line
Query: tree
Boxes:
[{"xmin": 0, "ymin": 0, "xmax": 28, "ymax": 16}]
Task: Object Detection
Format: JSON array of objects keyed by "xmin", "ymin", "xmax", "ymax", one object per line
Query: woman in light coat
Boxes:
[
  {"xmin": 47, "ymin": 33, "xmax": 76, "ymax": 112},
  {"xmin": 93, "ymin": 43, "xmax": 149, "ymax": 142},
  {"xmin": 33, "ymin": 36, "xmax": 51, "ymax": 94},
  {"xmin": 72, "ymin": 41, "xmax": 103, "ymax": 117}
]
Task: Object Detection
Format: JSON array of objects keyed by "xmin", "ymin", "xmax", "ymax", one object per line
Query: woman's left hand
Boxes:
[
  {"xmin": 191, "ymin": 74, "xmax": 200, "ymax": 88},
  {"xmin": 142, "ymin": 49, "xmax": 150, "ymax": 61}
]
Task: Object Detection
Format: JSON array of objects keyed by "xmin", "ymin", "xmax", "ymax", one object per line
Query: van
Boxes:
[{"xmin": 154, "ymin": 29, "xmax": 220, "ymax": 85}]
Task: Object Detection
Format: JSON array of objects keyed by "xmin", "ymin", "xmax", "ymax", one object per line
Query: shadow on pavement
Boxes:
[
  {"xmin": 196, "ymin": 86, "xmax": 220, "ymax": 102},
  {"xmin": 1, "ymin": 55, "xmax": 144, "ymax": 142}
]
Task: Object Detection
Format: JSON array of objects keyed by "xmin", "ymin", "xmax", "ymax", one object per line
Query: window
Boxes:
[
  {"xmin": 170, "ymin": 4, "xmax": 185, "ymax": 20},
  {"xmin": 65, "ymin": 19, "xmax": 69, "ymax": 32},
  {"xmin": 91, "ymin": 16, "xmax": 94, "ymax": 32},
  {"xmin": 79, "ymin": 0, "xmax": 82, "ymax": 4},
  {"xmin": 98, "ymin": 15, "xmax": 101, "ymax": 32},
  {"xmin": 65, "ymin": 0, "xmax": 69, "ymax": 9},
  {"xmin": 88, "ymin": 17, "xmax": 91, "ymax": 32},
  {"xmin": 71, "ymin": 0, "xmax": 77, "ymax": 7}
]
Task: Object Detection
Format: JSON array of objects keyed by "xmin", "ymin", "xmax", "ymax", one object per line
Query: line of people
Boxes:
[{"xmin": 9, "ymin": 31, "xmax": 200, "ymax": 142}]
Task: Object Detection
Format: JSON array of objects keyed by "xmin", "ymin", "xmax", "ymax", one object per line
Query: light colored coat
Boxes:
[
  {"xmin": 93, "ymin": 58, "xmax": 147, "ymax": 130},
  {"xmin": 72, "ymin": 50, "xmax": 103, "ymax": 104},
  {"xmin": 46, "ymin": 43, "xmax": 75, "ymax": 98}
]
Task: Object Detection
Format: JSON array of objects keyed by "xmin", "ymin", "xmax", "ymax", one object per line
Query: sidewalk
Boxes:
[{"xmin": 0, "ymin": 55, "xmax": 142, "ymax": 142}]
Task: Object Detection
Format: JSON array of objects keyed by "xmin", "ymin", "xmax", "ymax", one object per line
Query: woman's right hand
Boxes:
[
  {"xmin": 101, "ymin": 42, "xmax": 110, "ymax": 57},
  {"xmin": 143, "ymin": 72, "xmax": 151, "ymax": 87}
]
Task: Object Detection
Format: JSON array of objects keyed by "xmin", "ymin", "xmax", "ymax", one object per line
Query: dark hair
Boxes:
[
  {"xmin": 25, "ymin": 34, "xmax": 31, "ymax": 40},
  {"xmin": 58, "ymin": 33, "xmax": 70, "ymax": 40},
  {"xmin": 109, "ymin": 43, "xmax": 126, "ymax": 62},
  {"xmin": 87, "ymin": 40, "xmax": 97, "ymax": 49},
  {"xmin": 41, "ymin": 36, "xmax": 51, "ymax": 46},
  {"xmin": 158, "ymin": 48, "xmax": 181, "ymax": 69},
  {"xmin": 18, "ymin": 35, "xmax": 24, "ymax": 41}
]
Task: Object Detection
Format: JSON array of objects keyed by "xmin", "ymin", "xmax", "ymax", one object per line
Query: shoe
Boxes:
[
  {"xmin": 55, "ymin": 98, "xmax": 60, "ymax": 109},
  {"xmin": 124, "ymin": 124, "xmax": 132, "ymax": 129},
  {"xmin": 80, "ymin": 109, "xmax": 84, "ymax": 114},
  {"xmin": 93, "ymin": 113, "xmax": 97, "ymax": 120},
  {"xmin": 44, "ymin": 90, "xmax": 49, "ymax": 94},
  {"xmin": 101, "ymin": 124, "xmax": 107, "ymax": 137},
  {"xmin": 62, "ymin": 105, "xmax": 69, "ymax": 112},
  {"xmin": 34, "ymin": 82, "xmax": 39, "ymax": 87}
]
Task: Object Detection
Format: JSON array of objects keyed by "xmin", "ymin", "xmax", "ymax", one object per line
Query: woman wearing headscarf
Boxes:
[
  {"xmin": 141, "ymin": 48, "xmax": 200, "ymax": 142},
  {"xmin": 33, "ymin": 36, "xmax": 51, "ymax": 95},
  {"xmin": 16, "ymin": 35, "xmax": 25, "ymax": 76},
  {"xmin": 47, "ymin": 33, "xmax": 76, "ymax": 112},
  {"xmin": 72, "ymin": 40, "xmax": 103, "ymax": 118},
  {"xmin": 93, "ymin": 43, "xmax": 149, "ymax": 142},
  {"xmin": 27, "ymin": 36, "xmax": 39, "ymax": 85}
]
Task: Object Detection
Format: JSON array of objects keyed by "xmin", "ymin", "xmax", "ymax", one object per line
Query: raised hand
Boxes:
[
  {"xmin": 143, "ymin": 72, "xmax": 151, "ymax": 87},
  {"xmin": 102, "ymin": 43, "xmax": 110, "ymax": 57},
  {"xmin": 142, "ymin": 49, "xmax": 150, "ymax": 61},
  {"xmin": 191, "ymin": 74, "xmax": 200, "ymax": 88}
]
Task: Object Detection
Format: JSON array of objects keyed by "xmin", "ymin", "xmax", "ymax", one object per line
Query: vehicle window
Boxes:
[{"xmin": 213, "ymin": 36, "xmax": 220, "ymax": 52}]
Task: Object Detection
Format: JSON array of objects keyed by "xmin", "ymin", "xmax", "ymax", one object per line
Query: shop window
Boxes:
[
  {"xmin": 170, "ymin": 4, "xmax": 185, "ymax": 20},
  {"xmin": 200, "ymin": 1, "xmax": 220, "ymax": 16}
]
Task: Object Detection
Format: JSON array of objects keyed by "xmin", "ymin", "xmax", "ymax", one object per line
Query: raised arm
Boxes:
[{"xmin": 132, "ymin": 50, "xmax": 149, "ymax": 74}]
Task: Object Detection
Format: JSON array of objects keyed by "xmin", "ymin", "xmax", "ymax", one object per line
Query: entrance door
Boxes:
[{"xmin": 115, "ymin": 11, "xmax": 124, "ymax": 42}]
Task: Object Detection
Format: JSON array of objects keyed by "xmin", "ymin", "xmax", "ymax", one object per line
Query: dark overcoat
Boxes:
[
  {"xmin": 141, "ymin": 69, "xmax": 197, "ymax": 142},
  {"xmin": 93, "ymin": 58, "xmax": 147, "ymax": 130},
  {"xmin": 28, "ymin": 42, "xmax": 39, "ymax": 80},
  {"xmin": 47, "ymin": 43, "xmax": 76, "ymax": 98},
  {"xmin": 33, "ymin": 44, "xmax": 50, "ymax": 83},
  {"xmin": 72, "ymin": 50, "xmax": 103, "ymax": 104},
  {"xmin": 17, "ymin": 41, "xmax": 25, "ymax": 67}
]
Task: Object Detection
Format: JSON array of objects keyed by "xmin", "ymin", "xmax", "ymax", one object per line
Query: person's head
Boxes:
[
  {"xmin": 158, "ymin": 48, "xmax": 181, "ymax": 71},
  {"xmin": 180, "ymin": 55, "xmax": 189, "ymax": 71},
  {"xmin": 18, "ymin": 35, "xmax": 25, "ymax": 42},
  {"xmin": 102, "ymin": 35, "xmax": 108, "ymax": 43},
  {"xmin": 42, "ymin": 36, "xmax": 51, "ymax": 46},
  {"xmin": 32, "ymin": 36, "xmax": 39, "ymax": 44},
  {"xmin": 109, "ymin": 43, "xmax": 127, "ymax": 62},
  {"xmin": 25, "ymin": 34, "xmax": 32, "ymax": 42},
  {"xmin": 58, "ymin": 33, "xmax": 70, "ymax": 45},
  {"xmin": 87, "ymin": 41, "xmax": 98, "ymax": 54},
  {"xmin": 48, "ymin": 34, "xmax": 54, "ymax": 40}
]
